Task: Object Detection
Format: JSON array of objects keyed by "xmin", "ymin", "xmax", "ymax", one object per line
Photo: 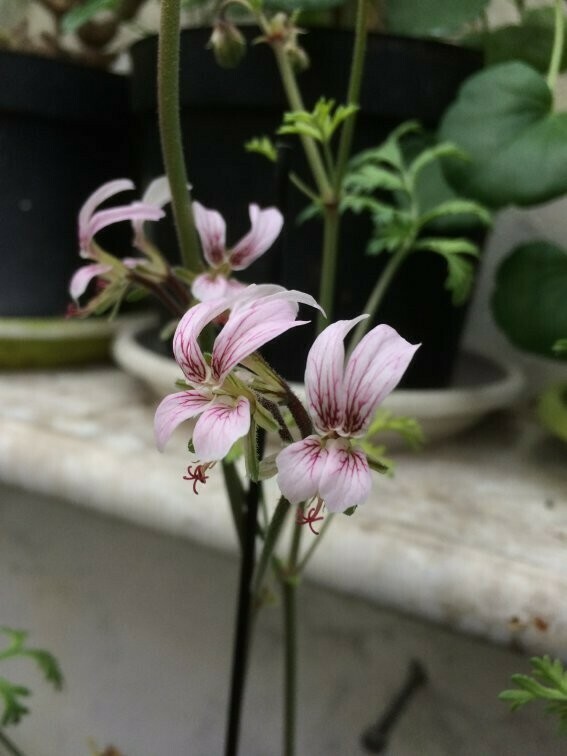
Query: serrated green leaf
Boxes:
[
  {"xmin": 340, "ymin": 194, "xmax": 395, "ymax": 220},
  {"xmin": 409, "ymin": 143, "xmax": 467, "ymax": 179},
  {"xmin": 278, "ymin": 99, "xmax": 358, "ymax": 144},
  {"xmin": 296, "ymin": 202, "xmax": 322, "ymax": 225},
  {"xmin": 419, "ymin": 199, "xmax": 492, "ymax": 229},
  {"xmin": 440, "ymin": 62, "xmax": 567, "ymax": 208},
  {"xmin": 386, "ymin": 0, "xmax": 489, "ymax": 36},
  {"xmin": 62, "ymin": 0, "xmax": 120, "ymax": 34},
  {"xmin": 492, "ymin": 242, "xmax": 567, "ymax": 357},
  {"xmin": 365, "ymin": 409, "xmax": 424, "ymax": 450},
  {"xmin": 245, "ymin": 136, "xmax": 277, "ymax": 162},
  {"xmin": 443, "ymin": 253, "xmax": 476, "ymax": 305},
  {"xmin": 343, "ymin": 165, "xmax": 405, "ymax": 193},
  {"xmin": 349, "ymin": 121, "xmax": 421, "ymax": 169},
  {"xmin": 0, "ymin": 677, "xmax": 30, "ymax": 726},
  {"xmin": 414, "ymin": 237, "xmax": 479, "ymax": 256}
]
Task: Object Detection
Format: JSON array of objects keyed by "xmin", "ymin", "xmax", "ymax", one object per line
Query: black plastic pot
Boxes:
[
  {"xmin": 0, "ymin": 51, "xmax": 131, "ymax": 317},
  {"xmin": 130, "ymin": 29, "xmax": 481, "ymax": 386}
]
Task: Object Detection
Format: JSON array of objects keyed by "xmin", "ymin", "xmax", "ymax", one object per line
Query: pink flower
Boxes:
[
  {"xmin": 70, "ymin": 178, "xmax": 168, "ymax": 305},
  {"xmin": 191, "ymin": 203, "xmax": 283, "ymax": 302},
  {"xmin": 154, "ymin": 285, "xmax": 321, "ymax": 462},
  {"xmin": 276, "ymin": 317, "xmax": 419, "ymax": 513}
]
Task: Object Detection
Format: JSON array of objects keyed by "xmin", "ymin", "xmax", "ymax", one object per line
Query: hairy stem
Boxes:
[
  {"xmin": 158, "ymin": 0, "xmax": 202, "ymax": 271},
  {"xmin": 316, "ymin": 203, "xmax": 340, "ymax": 333}
]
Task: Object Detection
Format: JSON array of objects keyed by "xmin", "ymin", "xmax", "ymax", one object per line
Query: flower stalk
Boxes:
[{"xmin": 547, "ymin": 0, "xmax": 564, "ymax": 94}]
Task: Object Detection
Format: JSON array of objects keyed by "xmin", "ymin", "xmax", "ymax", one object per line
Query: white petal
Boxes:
[
  {"xmin": 193, "ymin": 201, "xmax": 227, "ymax": 267},
  {"xmin": 154, "ymin": 390, "xmax": 211, "ymax": 451},
  {"xmin": 191, "ymin": 273, "xmax": 231, "ymax": 302},
  {"xmin": 305, "ymin": 316, "xmax": 366, "ymax": 434},
  {"xmin": 229, "ymin": 205, "xmax": 283, "ymax": 270},
  {"xmin": 84, "ymin": 203, "xmax": 164, "ymax": 249},
  {"xmin": 192, "ymin": 396, "xmax": 251, "ymax": 461},
  {"xmin": 141, "ymin": 176, "xmax": 172, "ymax": 208},
  {"xmin": 343, "ymin": 324, "xmax": 419, "ymax": 435},
  {"xmin": 78, "ymin": 179, "xmax": 134, "ymax": 243},
  {"xmin": 319, "ymin": 439, "xmax": 372, "ymax": 513},
  {"xmin": 276, "ymin": 436, "xmax": 327, "ymax": 505},
  {"xmin": 173, "ymin": 299, "xmax": 234, "ymax": 384},
  {"xmin": 69, "ymin": 263, "xmax": 112, "ymax": 302}
]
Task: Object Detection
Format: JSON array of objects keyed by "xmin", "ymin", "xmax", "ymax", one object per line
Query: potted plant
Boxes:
[{"xmin": 0, "ymin": 0, "xmax": 145, "ymax": 365}]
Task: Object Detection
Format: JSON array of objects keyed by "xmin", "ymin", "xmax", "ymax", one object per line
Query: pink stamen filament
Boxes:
[
  {"xmin": 296, "ymin": 499, "xmax": 324, "ymax": 535},
  {"xmin": 183, "ymin": 464, "xmax": 210, "ymax": 494}
]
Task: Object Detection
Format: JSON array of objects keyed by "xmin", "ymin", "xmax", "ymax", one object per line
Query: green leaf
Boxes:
[
  {"xmin": 439, "ymin": 62, "xmax": 567, "ymax": 208},
  {"xmin": 343, "ymin": 164, "xmax": 405, "ymax": 193},
  {"xmin": 365, "ymin": 409, "xmax": 424, "ymax": 450},
  {"xmin": 278, "ymin": 99, "xmax": 358, "ymax": 144},
  {"xmin": 491, "ymin": 242, "xmax": 567, "ymax": 357},
  {"xmin": 62, "ymin": 0, "xmax": 120, "ymax": 34},
  {"xmin": 386, "ymin": 0, "xmax": 490, "ymax": 36},
  {"xmin": 408, "ymin": 143, "xmax": 467, "ymax": 180},
  {"xmin": 414, "ymin": 238, "xmax": 479, "ymax": 305},
  {"xmin": 245, "ymin": 136, "xmax": 277, "ymax": 162},
  {"xmin": 413, "ymin": 237, "xmax": 479, "ymax": 256},
  {"xmin": 554, "ymin": 338, "xmax": 567, "ymax": 355},
  {"xmin": 0, "ymin": 677, "xmax": 30, "ymax": 726},
  {"xmin": 340, "ymin": 194, "xmax": 396, "ymax": 221},
  {"xmin": 349, "ymin": 121, "xmax": 421, "ymax": 170},
  {"xmin": 419, "ymin": 199, "xmax": 492, "ymax": 229},
  {"xmin": 501, "ymin": 657, "xmax": 567, "ymax": 728},
  {"xmin": 537, "ymin": 384, "xmax": 567, "ymax": 443},
  {"xmin": 478, "ymin": 17, "xmax": 567, "ymax": 75}
]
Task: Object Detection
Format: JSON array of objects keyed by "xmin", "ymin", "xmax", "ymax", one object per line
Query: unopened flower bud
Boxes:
[
  {"xmin": 285, "ymin": 40, "xmax": 309, "ymax": 71},
  {"xmin": 208, "ymin": 20, "xmax": 246, "ymax": 69}
]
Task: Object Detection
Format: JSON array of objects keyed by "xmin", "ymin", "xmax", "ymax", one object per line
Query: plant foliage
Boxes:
[{"xmin": 500, "ymin": 656, "xmax": 567, "ymax": 730}]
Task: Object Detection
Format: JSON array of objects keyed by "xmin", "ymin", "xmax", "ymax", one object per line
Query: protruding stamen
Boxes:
[
  {"xmin": 183, "ymin": 463, "xmax": 211, "ymax": 494},
  {"xmin": 296, "ymin": 498, "xmax": 324, "ymax": 535}
]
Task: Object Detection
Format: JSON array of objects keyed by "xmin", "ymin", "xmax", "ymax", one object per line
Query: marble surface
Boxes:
[{"xmin": 0, "ymin": 368, "xmax": 566, "ymax": 656}]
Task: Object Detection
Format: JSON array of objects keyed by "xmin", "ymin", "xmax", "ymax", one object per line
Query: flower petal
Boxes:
[
  {"xmin": 154, "ymin": 390, "xmax": 212, "ymax": 451},
  {"xmin": 211, "ymin": 295, "xmax": 310, "ymax": 382},
  {"xmin": 305, "ymin": 316, "xmax": 366, "ymax": 434},
  {"xmin": 191, "ymin": 273, "xmax": 231, "ymax": 302},
  {"xmin": 192, "ymin": 396, "xmax": 251, "ymax": 461},
  {"xmin": 319, "ymin": 439, "xmax": 372, "ymax": 513},
  {"xmin": 276, "ymin": 436, "xmax": 328, "ymax": 505},
  {"xmin": 193, "ymin": 201, "xmax": 227, "ymax": 267},
  {"xmin": 83, "ymin": 203, "xmax": 165, "ymax": 250},
  {"xmin": 229, "ymin": 205, "xmax": 283, "ymax": 270},
  {"xmin": 173, "ymin": 298, "xmax": 234, "ymax": 384},
  {"xmin": 78, "ymin": 179, "xmax": 134, "ymax": 245},
  {"xmin": 69, "ymin": 263, "xmax": 112, "ymax": 302},
  {"xmin": 343, "ymin": 324, "xmax": 419, "ymax": 435},
  {"xmin": 132, "ymin": 177, "xmax": 173, "ymax": 241}
]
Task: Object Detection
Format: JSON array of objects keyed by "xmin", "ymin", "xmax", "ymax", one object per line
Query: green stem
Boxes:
[
  {"xmin": 0, "ymin": 730, "xmax": 26, "ymax": 756},
  {"xmin": 221, "ymin": 460, "xmax": 246, "ymax": 550},
  {"xmin": 252, "ymin": 497, "xmax": 291, "ymax": 598},
  {"xmin": 270, "ymin": 40, "xmax": 333, "ymax": 200},
  {"xmin": 316, "ymin": 204, "xmax": 340, "ymax": 333},
  {"xmin": 547, "ymin": 0, "xmax": 564, "ymax": 94},
  {"xmin": 333, "ymin": 0, "xmax": 369, "ymax": 192},
  {"xmin": 158, "ymin": 0, "xmax": 202, "ymax": 272},
  {"xmin": 347, "ymin": 241, "xmax": 413, "ymax": 355},
  {"xmin": 289, "ymin": 173, "xmax": 319, "ymax": 203},
  {"xmin": 282, "ymin": 577, "xmax": 297, "ymax": 756}
]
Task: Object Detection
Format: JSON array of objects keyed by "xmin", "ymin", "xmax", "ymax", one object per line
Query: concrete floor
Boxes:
[{"xmin": 0, "ymin": 482, "xmax": 563, "ymax": 756}]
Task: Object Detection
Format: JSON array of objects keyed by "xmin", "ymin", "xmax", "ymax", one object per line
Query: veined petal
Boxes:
[
  {"xmin": 319, "ymin": 439, "xmax": 372, "ymax": 513},
  {"xmin": 154, "ymin": 390, "xmax": 212, "ymax": 451},
  {"xmin": 191, "ymin": 273, "xmax": 231, "ymax": 303},
  {"xmin": 343, "ymin": 324, "xmax": 419, "ymax": 436},
  {"xmin": 229, "ymin": 205, "xmax": 283, "ymax": 270},
  {"xmin": 211, "ymin": 296, "xmax": 309, "ymax": 382},
  {"xmin": 173, "ymin": 298, "xmax": 234, "ymax": 384},
  {"xmin": 132, "ymin": 177, "xmax": 173, "ymax": 241},
  {"xmin": 192, "ymin": 396, "xmax": 251, "ymax": 461},
  {"xmin": 276, "ymin": 436, "xmax": 328, "ymax": 505},
  {"xmin": 84, "ymin": 203, "xmax": 164, "ymax": 249},
  {"xmin": 69, "ymin": 263, "xmax": 112, "ymax": 302},
  {"xmin": 230, "ymin": 284, "xmax": 323, "ymax": 319},
  {"xmin": 78, "ymin": 179, "xmax": 134, "ymax": 243},
  {"xmin": 193, "ymin": 202, "xmax": 227, "ymax": 267},
  {"xmin": 305, "ymin": 316, "xmax": 366, "ymax": 434}
]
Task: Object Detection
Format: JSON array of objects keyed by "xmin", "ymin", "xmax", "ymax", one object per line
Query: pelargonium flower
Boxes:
[
  {"xmin": 276, "ymin": 316, "xmax": 419, "ymax": 515},
  {"xmin": 69, "ymin": 178, "xmax": 170, "ymax": 308},
  {"xmin": 191, "ymin": 202, "xmax": 283, "ymax": 302},
  {"xmin": 154, "ymin": 285, "xmax": 320, "ymax": 464}
]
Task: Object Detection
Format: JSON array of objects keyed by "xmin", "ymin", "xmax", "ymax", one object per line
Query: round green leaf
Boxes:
[
  {"xmin": 491, "ymin": 242, "xmax": 567, "ymax": 357},
  {"xmin": 481, "ymin": 23, "xmax": 567, "ymax": 74},
  {"xmin": 439, "ymin": 62, "xmax": 567, "ymax": 208},
  {"xmin": 386, "ymin": 0, "xmax": 489, "ymax": 36}
]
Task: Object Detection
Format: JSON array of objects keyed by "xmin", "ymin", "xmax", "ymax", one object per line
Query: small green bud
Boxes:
[{"xmin": 208, "ymin": 20, "xmax": 246, "ymax": 69}]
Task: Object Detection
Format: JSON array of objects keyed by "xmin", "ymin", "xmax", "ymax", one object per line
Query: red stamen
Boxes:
[
  {"xmin": 183, "ymin": 464, "xmax": 210, "ymax": 494},
  {"xmin": 296, "ymin": 500, "xmax": 324, "ymax": 535}
]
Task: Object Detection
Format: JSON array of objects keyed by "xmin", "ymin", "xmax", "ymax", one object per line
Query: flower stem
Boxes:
[
  {"xmin": 316, "ymin": 203, "xmax": 340, "ymax": 333},
  {"xmin": 224, "ymin": 430, "xmax": 265, "ymax": 756},
  {"xmin": 270, "ymin": 40, "xmax": 333, "ymax": 200},
  {"xmin": 548, "ymin": 0, "xmax": 564, "ymax": 94},
  {"xmin": 222, "ymin": 460, "xmax": 246, "ymax": 550},
  {"xmin": 282, "ymin": 576, "xmax": 297, "ymax": 756},
  {"xmin": 347, "ymin": 241, "xmax": 412, "ymax": 355},
  {"xmin": 0, "ymin": 730, "xmax": 27, "ymax": 756},
  {"xmin": 333, "ymin": 0, "xmax": 369, "ymax": 192},
  {"xmin": 252, "ymin": 496, "xmax": 291, "ymax": 599},
  {"xmin": 158, "ymin": 0, "xmax": 202, "ymax": 272}
]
